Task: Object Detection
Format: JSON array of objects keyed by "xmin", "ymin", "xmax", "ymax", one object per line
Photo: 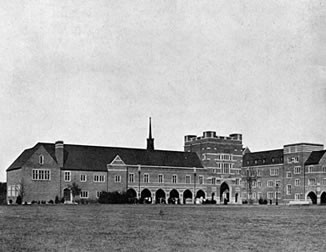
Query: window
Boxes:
[
  {"xmin": 275, "ymin": 180, "xmax": 281, "ymax": 187},
  {"xmin": 295, "ymin": 193, "xmax": 301, "ymax": 201},
  {"xmin": 96, "ymin": 191, "xmax": 101, "ymax": 198},
  {"xmin": 7, "ymin": 185, "xmax": 20, "ymax": 197},
  {"xmin": 270, "ymin": 168, "xmax": 279, "ymax": 176},
  {"xmin": 172, "ymin": 175, "xmax": 177, "ymax": 184},
  {"xmin": 222, "ymin": 163, "xmax": 229, "ymax": 174},
  {"xmin": 287, "ymin": 172, "xmax": 292, "ymax": 178},
  {"xmin": 252, "ymin": 192, "xmax": 256, "ymax": 199},
  {"xmin": 262, "ymin": 158, "xmax": 266, "ymax": 164},
  {"xmin": 323, "ymin": 167, "xmax": 326, "ymax": 173},
  {"xmin": 236, "ymin": 179, "xmax": 240, "ymax": 185},
  {"xmin": 115, "ymin": 175, "xmax": 121, "ymax": 183},
  {"xmin": 185, "ymin": 175, "xmax": 191, "ymax": 184},
  {"xmin": 295, "ymin": 179, "xmax": 300, "ymax": 186},
  {"xmin": 64, "ymin": 171, "xmax": 71, "ymax": 182},
  {"xmin": 257, "ymin": 181, "xmax": 262, "ymax": 188},
  {"xmin": 252, "ymin": 181, "xmax": 256, "ymax": 188},
  {"xmin": 308, "ymin": 178, "xmax": 316, "ymax": 186},
  {"xmin": 257, "ymin": 170, "xmax": 262, "ymax": 176},
  {"xmin": 32, "ymin": 169, "xmax": 51, "ymax": 181},
  {"xmin": 322, "ymin": 178, "xmax": 326, "ymax": 185},
  {"xmin": 216, "ymin": 154, "xmax": 221, "ymax": 160},
  {"xmin": 267, "ymin": 180, "xmax": 274, "ymax": 187},
  {"xmin": 199, "ymin": 176, "xmax": 204, "ymax": 184},
  {"xmin": 294, "ymin": 166, "xmax": 301, "ymax": 174},
  {"xmin": 158, "ymin": 174, "xmax": 164, "ymax": 183},
  {"xmin": 39, "ymin": 155, "xmax": 44, "ymax": 165},
  {"xmin": 257, "ymin": 192, "xmax": 262, "ymax": 199},
  {"xmin": 212, "ymin": 178, "xmax": 216, "ymax": 185},
  {"xmin": 275, "ymin": 191, "xmax": 281, "ymax": 199},
  {"xmin": 288, "ymin": 156, "xmax": 299, "ymax": 164},
  {"xmin": 143, "ymin": 173, "xmax": 149, "ymax": 183},
  {"xmin": 129, "ymin": 173, "xmax": 134, "ymax": 183},
  {"xmin": 94, "ymin": 175, "xmax": 105, "ymax": 182},
  {"xmin": 286, "ymin": 185, "xmax": 291, "ymax": 195},
  {"xmin": 254, "ymin": 159, "xmax": 258, "ymax": 164},
  {"xmin": 308, "ymin": 166, "xmax": 313, "ymax": 173},
  {"xmin": 80, "ymin": 191, "xmax": 89, "ymax": 198},
  {"xmin": 267, "ymin": 192, "xmax": 274, "ymax": 199},
  {"xmin": 80, "ymin": 174, "xmax": 87, "ymax": 182}
]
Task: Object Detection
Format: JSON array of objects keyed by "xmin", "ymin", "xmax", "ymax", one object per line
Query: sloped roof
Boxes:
[
  {"xmin": 7, "ymin": 143, "xmax": 58, "ymax": 171},
  {"xmin": 243, "ymin": 149, "xmax": 283, "ymax": 167},
  {"xmin": 7, "ymin": 142, "xmax": 203, "ymax": 172},
  {"xmin": 305, "ymin": 150, "xmax": 326, "ymax": 166}
]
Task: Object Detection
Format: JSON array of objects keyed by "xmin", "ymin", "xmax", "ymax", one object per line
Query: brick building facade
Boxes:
[
  {"xmin": 7, "ymin": 120, "xmax": 213, "ymax": 204},
  {"xmin": 242, "ymin": 143, "xmax": 326, "ymax": 205},
  {"xmin": 184, "ymin": 131, "xmax": 243, "ymax": 204}
]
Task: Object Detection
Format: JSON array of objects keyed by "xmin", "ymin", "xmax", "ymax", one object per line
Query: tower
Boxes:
[{"xmin": 147, "ymin": 117, "xmax": 154, "ymax": 151}]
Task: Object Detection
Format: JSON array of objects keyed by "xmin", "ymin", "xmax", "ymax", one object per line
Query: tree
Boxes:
[
  {"xmin": 242, "ymin": 168, "xmax": 258, "ymax": 204},
  {"xmin": 18, "ymin": 178, "xmax": 25, "ymax": 203},
  {"xmin": 68, "ymin": 182, "xmax": 81, "ymax": 203},
  {"xmin": 0, "ymin": 183, "xmax": 7, "ymax": 205}
]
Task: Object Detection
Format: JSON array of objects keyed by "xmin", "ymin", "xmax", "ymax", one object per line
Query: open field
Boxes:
[{"xmin": 1, "ymin": 204, "xmax": 326, "ymax": 252}]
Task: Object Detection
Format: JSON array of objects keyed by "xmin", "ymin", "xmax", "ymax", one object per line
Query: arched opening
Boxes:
[
  {"xmin": 196, "ymin": 189, "xmax": 205, "ymax": 199},
  {"xmin": 183, "ymin": 189, "xmax": 193, "ymax": 204},
  {"xmin": 307, "ymin": 191, "xmax": 317, "ymax": 204},
  {"xmin": 168, "ymin": 189, "xmax": 179, "ymax": 204},
  {"xmin": 126, "ymin": 188, "xmax": 137, "ymax": 203},
  {"xmin": 141, "ymin": 188, "xmax": 152, "ymax": 204},
  {"xmin": 235, "ymin": 193, "xmax": 239, "ymax": 203},
  {"xmin": 155, "ymin": 189, "xmax": 166, "ymax": 204},
  {"xmin": 63, "ymin": 188, "xmax": 71, "ymax": 202},
  {"xmin": 320, "ymin": 192, "xmax": 326, "ymax": 205},
  {"xmin": 220, "ymin": 182, "xmax": 230, "ymax": 204}
]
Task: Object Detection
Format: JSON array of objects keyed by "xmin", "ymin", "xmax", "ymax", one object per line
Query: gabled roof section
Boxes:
[
  {"xmin": 110, "ymin": 155, "xmax": 125, "ymax": 165},
  {"xmin": 8, "ymin": 142, "xmax": 204, "ymax": 172},
  {"xmin": 62, "ymin": 144, "xmax": 203, "ymax": 171},
  {"xmin": 6, "ymin": 143, "xmax": 57, "ymax": 171},
  {"xmin": 305, "ymin": 150, "xmax": 326, "ymax": 166},
  {"xmin": 243, "ymin": 149, "xmax": 283, "ymax": 167}
]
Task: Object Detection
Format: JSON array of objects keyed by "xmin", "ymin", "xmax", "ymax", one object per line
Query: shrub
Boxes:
[
  {"xmin": 242, "ymin": 200, "xmax": 248, "ymax": 204},
  {"xmin": 60, "ymin": 197, "xmax": 65, "ymax": 203},
  {"xmin": 31, "ymin": 200, "xmax": 37, "ymax": 204},
  {"xmin": 55, "ymin": 196, "xmax": 60, "ymax": 204},
  {"xmin": 258, "ymin": 198, "xmax": 268, "ymax": 205},
  {"xmin": 48, "ymin": 200, "xmax": 54, "ymax": 204},
  {"xmin": 9, "ymin": 199, "xmax": 13, "ymax": 204},
  {"xmin": 16, "ymin": 195, "xmax": 22, "ymax": 205},
  {"xmin": 98, "ymin": 191, "xmax": 129, "ymax": 204}
]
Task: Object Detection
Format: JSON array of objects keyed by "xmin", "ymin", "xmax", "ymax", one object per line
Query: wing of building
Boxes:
[{"xmin": 242, "ymin": 143, "xmax": 326, "ymax": 205}]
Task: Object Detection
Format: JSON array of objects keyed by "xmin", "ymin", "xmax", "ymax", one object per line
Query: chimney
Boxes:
[{"xmin": 55, "ymin": 141, "xmax": 64, "ymax": 168}]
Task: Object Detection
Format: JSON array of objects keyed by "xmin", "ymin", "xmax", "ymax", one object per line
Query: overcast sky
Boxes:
[{"xmin": 1, "ymin": 0, "xmax": 325, "ymax": 182}]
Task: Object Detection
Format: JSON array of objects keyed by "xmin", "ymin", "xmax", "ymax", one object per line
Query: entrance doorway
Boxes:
[
  {"xmin": 183, "ymin": 189, "xmax": 193, "ymax": 204},
  {"xmin": 63, "ymin": 188, "xmax": 71, "ymax": 202},
  {"xmin": 141, "ymin": 189, "xmax": 152, "ymax": 204},
  {"xmin": 220, "ymin": 182, "xmax": 230, "ymax": 204},
  {"xmin": 321, "ymin": 192, "xmax": 326, "ymax": 205},
  {"xmin": 155, "ymin": 189, "xmax": 166, "ymax": 204},
  {"xmin": 307, "ymin": 191, "xmax": 317, "ymax": 204},
  {"xmin": 168, "ymin": 189, "xmax": 179, "ymax": 204}
]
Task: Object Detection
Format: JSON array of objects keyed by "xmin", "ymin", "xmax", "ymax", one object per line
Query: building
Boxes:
[
  {"xmin": 7, "ymin": 119, "xmax": 212, "ymax": 204},
  {"xmin": 184, "ymin": 131, "xmax": 243, "ymax": 204},
  {"xmin": 242, "ymin": 143, "xmax": 326, "ymax": 205}
]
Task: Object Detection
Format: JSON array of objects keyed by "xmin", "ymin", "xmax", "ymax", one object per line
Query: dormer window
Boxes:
[{"xmin": 39, "ymin": 155, "xmax": 44, "ymax": 165}]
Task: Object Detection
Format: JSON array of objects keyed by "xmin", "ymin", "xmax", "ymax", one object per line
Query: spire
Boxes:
[
  {"xmin": 147, "ymin": 117, "xmax": 154, "ymax": 151},
  {"xmin": 149, "ymin": 117, "xmax": 152, "ymax": 139}
]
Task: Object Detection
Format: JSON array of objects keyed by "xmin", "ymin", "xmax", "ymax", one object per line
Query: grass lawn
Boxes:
[{"xmin": 1, "ymin": 204, "xmax": 326, "ymax": 252}]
